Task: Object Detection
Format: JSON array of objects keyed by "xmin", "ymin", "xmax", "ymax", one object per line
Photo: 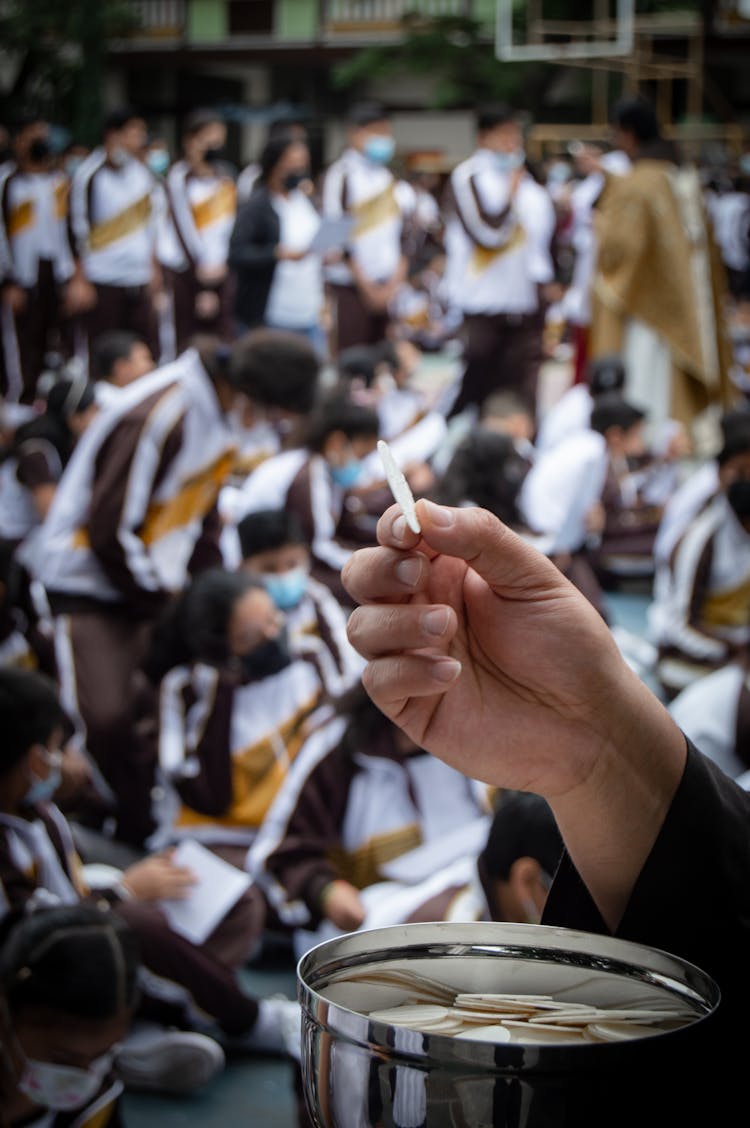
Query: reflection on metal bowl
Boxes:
[{"xmin": 297, "ymin": 921, "xmax": 719, "ymax": 1128}]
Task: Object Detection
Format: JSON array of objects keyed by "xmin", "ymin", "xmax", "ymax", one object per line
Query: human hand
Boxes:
[
  {"xmin": 275, "ymin": 245, "xmax": 307, "ymax": 262},
  {"xmin": 62, "ymin": 275, "xmax": 97, "ymax": 316},
  {"xmin": 195, "ymin": 289, "xmax": 221, "ymax": 319},
  {"xmin": 122, "ymin": 851, "xmax": 197, "ymax": 902},
  {"xmin": 321, "ymin": 880, "xmax": 366, "ymax": 931},
  {"xmin": 196, "ymin": 263, "xmax": 227, "ymax": 286},
  {"xmin": 3, "ymin": 284, "xmax": 27, "ymax": 315}
]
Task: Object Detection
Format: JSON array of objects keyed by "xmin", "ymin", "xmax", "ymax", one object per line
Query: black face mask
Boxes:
[
  {"xmin": 282, "ymin": 170, "xmax": 308, "ymax": 192},
  {"xmin": 28, "ymin": 137, "xmax": 51, "ymax": 163},
  {"xmin": 239, "ymin": 633, "xmax": 291, "ymax": 681},
  {"xmin": 203, "ymin": 147, "xmax": 224, "ymax": 165},
  {"xmin": 727, "ymin": 479, "xmax": 750, "ymax": 522}
]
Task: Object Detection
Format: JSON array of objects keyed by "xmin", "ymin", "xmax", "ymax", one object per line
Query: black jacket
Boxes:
[{"xmin": 227, "ymin": 185, "xmax": 280, "ymax": 328}]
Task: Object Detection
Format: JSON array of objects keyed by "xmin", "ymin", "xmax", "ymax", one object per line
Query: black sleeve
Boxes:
[{"xmin": 227, "ymin": 195, "xmax": 279, "ymax": 271}]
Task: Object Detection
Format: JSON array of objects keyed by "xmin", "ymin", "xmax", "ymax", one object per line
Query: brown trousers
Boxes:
[
  {"xmin": 166, "ymin": 266, "xmax": 235, "ymax": 356},
  {"xmin": 83, "ymin": 282, "xmax": 160, "ymax": 369},
  {"xmin": 328, "ymin": 282, "xmax": 390, "ymax": 354},
  {"xmin": 1, "ymin": 259, "xmax": 64, "ymax": 403},
  {"xmin": 448, "ymin": 310, "xmax": 545, "ymax": 418}
]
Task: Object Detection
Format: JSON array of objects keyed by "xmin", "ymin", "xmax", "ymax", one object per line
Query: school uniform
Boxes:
[
  {"xmin": 248, "ymin": 716, "xmax": 492, "ymax": 958},
  {"xmin": 150, "ymin": 651, "xmax": 328, "ymax": 852},
  {"xmin": 69, "ymin": 150, "xmax": 163, "ymax": 363},
  {"xmin": 322, "ymin": 149, "xmax": 415, "ymax": 351},
  {"xmin": 668, "ymin": 661, "xmax": 750, "ymax": 781},
  {"xmin": 0, "ymin": 435, "xmax": 62, "ymax": 542},
  {"xmin": 588, "ymin": 457, "xmax": 663, "ymax": 583},
  {"xmin": 652, "ymin": 459, "xmax": 719, "ymax": 567},
  {"xmin": 649, "ymin": 492, "xmax": 750, "ymax": 697},
  {"xmin": 31, "ymin": 350, "xmax": 236, "ymax": 844},
  {"xmin": 222, "ymin": 448, "xmax": 376, "ymax": 603},
  {"xmin": 0, "ymin": 799, "xmax": 262, "ymax": 1039},
  {"xmin": 9, "ymin": 1080, "xmax": 125, "ymax": 1128},
  {"xmin": 159, "ymin": 160, "xmax": 237, "ymax": 352},
  {"xmin": 442, "ymin": 150, "xmax": 556, "ymax": 414},
  {"xmin": 0, "ymin": 164, "xmax": 74, "ymax": 402},
  {"xmin": 283, "ymin": 576, "xmax": 365, "ymax": 697}
]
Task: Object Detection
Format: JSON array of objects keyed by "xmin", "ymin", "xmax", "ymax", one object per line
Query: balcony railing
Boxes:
[
  {"xmin": 126, "ymin": 0, "xmax": 186, "ymax": 38},
  {"xmin": 324, "ymin": 0, "xmax": 470, "ymax": 34}
]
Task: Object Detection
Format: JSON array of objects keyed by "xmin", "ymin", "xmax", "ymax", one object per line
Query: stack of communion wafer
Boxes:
[{"xmin": 331, "ymin": 968, "xmax": 695, "ymax": 1045}]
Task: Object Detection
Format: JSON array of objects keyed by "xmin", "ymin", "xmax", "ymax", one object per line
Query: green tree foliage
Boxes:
[{"xmin": 0, "ymin": 0, "xmax": 138, "ymax": 144}]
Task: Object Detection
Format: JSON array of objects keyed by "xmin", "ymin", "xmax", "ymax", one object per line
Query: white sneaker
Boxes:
[
  {"xmin": 220, "ymin": 995, "xmax": 302, "ymax": 1061},
  {"xmin": 115, "ymin": 1023, "xmax": 225, "ymax": 1094}
]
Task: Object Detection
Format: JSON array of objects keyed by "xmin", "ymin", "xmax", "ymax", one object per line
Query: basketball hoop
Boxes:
[{"xmin": 495, "ymin": 0, "xmax": 635, "ymax": 63}]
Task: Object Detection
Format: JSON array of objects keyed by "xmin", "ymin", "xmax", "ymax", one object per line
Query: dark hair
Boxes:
[
  {"xmin": 590, "ymin": 393, "xmax": 645, "ymax": 436},
  {"xmin": 611, "ymin": 96, "xmax": 660, "ymax": 144},
  {"xmin": 434, "ymin": 429, "xmax": 529, "ymax": 526},
  {"xmin": 238, "ymin": 509, "xmax": 307, "ymax": 560},
  {"xmin": 228, "ymin": 329, "xmax": 320, "ymax": 413},
  {"xmin": 0, "ymin": 667, "xmax": 64, "ymax": 778},
  {"xmin": 587, "ymin": 354, "xmax": 626, "ymax": 397},
  {"xmin": 102, "ymin": 106, "xmax": 144, "ymax": 138},
  {"xmin": 143, "ymin": 569, "xmax": 263, "ymax": 682},
  {"xmin": 717, "ymin": 422, "xmax": 750, "ymax": 466},
  {"xmin": 182, "ymin": 108, "xmax": 224, "ymax": 138},
  {"xmin": 721, "ymin": 404, "xmax": 750, "ymax": 443},
  {"xmin": 9, "ymin": 371, "xmax": 95, "ymax": 470},
  {"xmin": 479, "ymin": 791, "xmax": 562, "ymax": 883},
  {"xmin": 347, "ymin": 101, "xmax": 390, "ymax": 129},
  {"xmin": 0, "ymin": 903, "xmax": 140, "ymax": 1020},
  {"xmin": 337, "ymin": 342, "xmax": 399, "ymax": 388},
  {"xmin": 258, "ymin": 135, "xmax": 306, "ymax": 185},
  {"xmin": 304, "ymin": 386, "xmax": 380, "ymax": 453},
  {"xmin": 90, "ymin": 331, "xmax": 143, "ymax": 382},
  {"xmin": 12, "ymin": 113, "xmax": 47, "ymax": 137},
  {"xmin": 476, "ymin": 103, "xmax": 516, "ymax": 134},
  {"xmin": 267, "ymin": 118, "xmax": 307, "ymax": 142}
]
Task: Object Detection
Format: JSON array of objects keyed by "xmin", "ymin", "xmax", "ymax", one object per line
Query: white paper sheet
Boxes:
[
  {"xmin": 308, "ymin": 216, "xmax": 354, "ymax": 255},
  {"xmin": 159, "ymin": 839, "xmax": 252, "ymax": 946}
]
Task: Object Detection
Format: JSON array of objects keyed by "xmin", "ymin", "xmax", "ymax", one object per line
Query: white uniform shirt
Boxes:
[
  {"xmin": 443, "ymin": 149, "xmax": 556, "ymax": 315},
  {"xmin": 264, "ymin": 190, "xmax": 323, "ymax": 329},
  {"xmin": 0, "ymin": 167, "xmax": 74, "ymax": 287},
  {"xmin": 158, "ymin": 160, "xmax": 237, "ymax": 271}
]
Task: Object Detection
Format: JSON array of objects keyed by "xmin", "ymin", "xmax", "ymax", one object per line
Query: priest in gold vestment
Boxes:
[{"xmin": 590, "ymin": 97, "xmax": 735, "ymax": 436}]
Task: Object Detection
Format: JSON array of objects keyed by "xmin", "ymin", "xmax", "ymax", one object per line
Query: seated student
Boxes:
[
  {"xmin": 236, "ymin": 508, "xmax": 365, "ymax": 697},
  {"xmin": 248, "ymin": 685, "xmax": 493, "ymax": 960},
  {"xmin": 221, "ymin": 387, "xmax": 381, "ymax": 604},
  {"xmin": 477, "ymin": 790, "xmax": 563, "ymax": 924},
  {"xmin": 0, "ymin": 372, "xmax": 99, "ymax": 545},
  {"xmin": 89, "ymin": 330, "xmax": 155, "ymax": 408},
  {"xmin": 146, "ymin": 568, "xmax": 330, "ymax": 858},
  {"xmin": 0, "ymin": 666, "xmax": 301, "ymax": 1085},
  {"xmin": 535, "ymin": 352, "xmax": 626, "ymax": 454},
  {"xmin": 432, "ymin": 428, "xmax": 531, "ymax": 530},
  {"xmin": 0, "ymin": 903, "xmax": 139, "ymax": 1126},
  {"xmin": 648, "ymin": 423, "xmax": 750, "ymax": 700},
  {"xmin": 667, "ymin": 657, "xmax": 750, "ymax": 782}
]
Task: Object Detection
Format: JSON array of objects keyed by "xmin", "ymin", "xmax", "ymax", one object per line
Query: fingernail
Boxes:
[
  {"xmin": 423, "ymin": 607, "xmax": 450, "ymax": 636},
  {"xmin": 423, "ymin": 499, "xmax": 454, "ymax": 528},
  {"xmin": 432, "ymin": 657, "xmax": 462, "ymax": 683},
  {"xmin": 392, "ymin": 514, "xmax": 408, "ymax": 542},
  {"xmin": 395, "ymin": 557, "xmax": 422, "ymax": 587}
]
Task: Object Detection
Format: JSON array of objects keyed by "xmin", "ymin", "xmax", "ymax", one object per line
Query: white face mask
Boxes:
[{"xmin": 18, "ymin": 1049, "xmax": 115, "ymax": 1111}]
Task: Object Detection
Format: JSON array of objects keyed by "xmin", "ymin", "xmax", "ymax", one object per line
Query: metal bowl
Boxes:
[{"xmin": 297, "ymin": 921, "xmax": 720, "ymax": 1128}]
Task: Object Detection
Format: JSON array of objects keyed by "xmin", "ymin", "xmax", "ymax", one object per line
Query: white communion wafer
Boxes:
[
  {"xmin": 377, "ymin": 439, "xmax": 421, "ymax": 534},
  {"xmin": 454, "ymin": 1024, "xmax": 513, "ymax": 1043}
]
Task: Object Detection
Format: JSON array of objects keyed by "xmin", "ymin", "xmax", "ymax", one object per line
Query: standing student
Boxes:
[
  {"xmin": 0, "ymin": 115, "xmax": 77, "ymax": 404},
  {"xmin": 442, "ymin": 104, "xmax": 556, "ymax": 416},
  {"xmin": 322, "ymin": 101, "xmax": 414, "ymax": 352},
  {"xmin": 228, "ymin": 135, "xmax": 323, "ymax": 343},
  {"xmin": 160, "ymin": 109, "xmax": 237, "ymax": 353},
  {"xmin": 31, "ymin": 335, "xmax": 319, "ymax": 846},
  {"xmin": 69, "ymin": 107, "xmax": 165, "ymax": 367}
]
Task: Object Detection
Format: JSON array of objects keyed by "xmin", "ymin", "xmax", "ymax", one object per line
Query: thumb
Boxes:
[{"xmin": 414, "ymin": 499, "xmax": 566, "ymax": 598}]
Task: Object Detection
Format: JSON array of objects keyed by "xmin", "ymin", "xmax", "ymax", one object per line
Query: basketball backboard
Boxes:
[{"xmin": 496, "ymin": 0, "xmax": 635, "ymax": 62}]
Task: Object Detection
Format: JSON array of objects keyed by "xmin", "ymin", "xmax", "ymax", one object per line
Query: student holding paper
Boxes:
[
  {"xmin": 0, "ymin": 666, "xmax": 303, "ymax": 1089},
  {"xmin": 228, "ymin": 135, "xmax": 325, "ymax": 349}
]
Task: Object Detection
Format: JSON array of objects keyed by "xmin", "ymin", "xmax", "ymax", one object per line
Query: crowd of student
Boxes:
[{"xmin": 1, "ymin": 90, "xmax": 750, "ymax": 1125}]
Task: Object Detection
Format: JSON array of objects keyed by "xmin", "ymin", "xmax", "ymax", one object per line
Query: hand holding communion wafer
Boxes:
[{"xmin": 342, "ymin": 500, "xmax": 686, "ymax": 929}]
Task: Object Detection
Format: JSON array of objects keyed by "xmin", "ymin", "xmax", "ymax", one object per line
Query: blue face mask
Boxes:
[
  {"xmin": 331, "ymin": 458, "xmax": 363, "ymax": 489},
  {"xmin": 147, "ymin": 149, "xmax": 170, "ymax": 176},
  {"xmin": 363, "ymin": 135, "xmax": 395, "ymax": 166},
  {"xmin": 25, "ymin": 764, "xmax": 62, "ymax": 807},
  {"xmin": 493, "ymin": 150, "xmax": 525, "ymax": 174},
  {"xmin": 262, "ymin": 566, "xmax": 309, "ymax": 611}
]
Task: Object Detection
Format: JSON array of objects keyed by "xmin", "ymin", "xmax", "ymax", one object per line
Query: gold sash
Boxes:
[
  {"xmin": 702, "ymin": 575, "xmax": 750, "ymax": 629},
  {"xmin": 328, "ymin": 823, "xmax": 423, "ymax": 890},
  {"xmin": 468, "ymin": 223, "xmax": 526, "ymax": 277},
  {"xmin": 8, "ymin": 199, "xmax": 34, "ymax": 238},
  {"xmin": 191, "ymin": 181, "xmax": 237, "ymax": 230},
  {"xmin": 88, "ymin": 193, "xmax": 152, "ymax": 251},
  {"xmin": 140, "ymin": 449, "xmax": 236, "ymax": 546},
  {"xmin": 351, "ymin": 183, "xmax": 400, "ymax": 239},
  {"xmin": 55, "ymin": 179, "xmax": 69, "ymax": 220}
]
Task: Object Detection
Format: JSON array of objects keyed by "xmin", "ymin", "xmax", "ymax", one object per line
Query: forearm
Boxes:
[{"xmin": 548, "ymin": 664, "xmax": 687, "ymax": 932}]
